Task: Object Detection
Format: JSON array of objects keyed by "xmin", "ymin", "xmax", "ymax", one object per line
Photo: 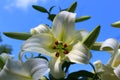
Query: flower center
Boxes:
[{"xmin": 52, "ymin": 41, "xmax": 69, "ymax": 57}]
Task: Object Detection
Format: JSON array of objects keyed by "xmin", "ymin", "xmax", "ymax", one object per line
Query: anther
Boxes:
[
  {"xmin": 63, "ymin": 51, "xmax": 69, "ymax": 54},
  {"xmin": 55, "ymin": 52, "xmax": 59, "ymax": 57},
  {"xmin": 64, "ymin": 44, "xmax": 67, "ymax": 48},
  {"xmin": 55, "ymin": 41, "xmax": 59, "ymax": 45},
  {"xmin": 53, "ymin": 46, "xmax": 57, "ymax": 49}
]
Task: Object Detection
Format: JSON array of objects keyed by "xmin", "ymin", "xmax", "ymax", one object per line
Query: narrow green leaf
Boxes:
[
  {"xmin": 91, "ymin": 42, "xmax": 102, "ymax": 51},
  {"xmin": 62, "ymin": 61, "xmax": 74, "ymax": 73},
  {"xmin": 67, "ymin": 2, "xmax": 77, "ymax": 12},
  {"xmin": 3, "ymin": 32, "xmax": 32, "ymax": 40},
  {"xmin": 82, "ymin": 25, "xmax": 100, "ymax": 49},
  {"xmin": 0, "ymin": 44, "xmax": 12, "ymax": 54},
  {"xmin": 75, "ymin": 16, "xmax": 91, "ymax": 22},
  {"xmin": 61, "ymin": 8, "xmax": 68, "ymax": 11},
  {"xmin": 111, "ymin": 20, "xmax": 120, "ymax": 28},
  {"xmin": 32, "ymin": 5, "xmax": 48, "ymax": 13},
  {"xmin": 48, "ymin": 14, "xmax": 56, "ymax": 21},
  {"xmin": 0, "ymin": 56, "xmax": 5, "ymax": 69},
  {"xmin": 35, "ymin": 54, "xmax": 48, "ymax": 61},
  {"xmin": 49, "ymin": 6, "xmax": 55, "ymax": 13}
]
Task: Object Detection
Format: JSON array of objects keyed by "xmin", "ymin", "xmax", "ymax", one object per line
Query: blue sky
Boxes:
[{"xmin": 1, "ymin": 0, "xmax": 120, "ymax": 72}]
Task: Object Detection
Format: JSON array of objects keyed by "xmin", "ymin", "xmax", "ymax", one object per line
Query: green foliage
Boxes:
[
  {"xmin": 3, "ymin": 32, "xmax": 32, "ymax": 40},
  {"xmin": 91, "ymin": 42, "xmax": 102, "ymax": 50},
  {"xmin": 82, "ymin": 25, "xmax": 100, "ymax": 49},
  {"xmin": 111, "ymin": 20, "xmax": 120, "ymax": 28},
  {"xmin": 32, "ymin": 5, "xmax": 49, "ymax": 13},
  {"xmin": 0, "ymin": 34, "xmax": 12, "ymax": 54},
  {"xmin": 0, "ymin": 44, "xmax": 12, "ymax": 54},
  {"xmin": 67, "ymin": 2, "xmax": 77, "ymax": 12},
  {"xmin": 66, "ymin": 70, "xmax": 99, "ymax": 80},
  {"xmin": 3, "ymin": 2, "xmax": 91, "ymax": 41},
  {"xmin": 35, "ymin": 54, "xmax": 48, "ymax": 61},
  {"xmin": 49, "ymin": 6, "xmax": 55, "ymax": 13},
  {"xmin": 48, "ymin": 14, "xmax": 56, "ymax": 21},
  {"xmin": 75, "ymin": 16, "xmax": 91, "ymax": 22},
  {"xmin": 32, "ymin": 1, "xmax": 91, "ymax": 22},
  {"xmin": 0, "ymin": 56, "xmax": 5, "ymax": 69}
]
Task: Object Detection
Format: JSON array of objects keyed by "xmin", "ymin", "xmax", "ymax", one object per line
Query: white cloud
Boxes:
[
  {"xmin": 4, "ymin": 0, "xmax": 45, "ymax": 10},
  {"xmin": 4, "ymin": 0, "xmax": 59, "ymax": 11},
  {"xmin": 15, "ymin": 0, "xmax": 38, "ymax": 9}
]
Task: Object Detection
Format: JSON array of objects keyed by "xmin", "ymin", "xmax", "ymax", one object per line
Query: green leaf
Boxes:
[
  {"xmin": 32, "ymin": 5, "xmax": 48, "ymax": 13},
  {"xmin": 91, "ymin": 42, "xmax": 102, "ymax": 51},
  {"xmin": 48, "ymin": 14, "xmax": 56, "ymax": 21},
  {"xmin": 67, "ymin": 2, "xmax": 77, "ymax": 12},
  {"xmin": 60, "ymin": 8, "xmax": 68, "ymax": 11},
  {"xmin": 35, "ymin": 54, "xmax": 48, "ymax": 61},
  {"xmin": 75, "ymin": 16, "xmax": 91, "ymax": 22},
  {"xmin": 111, "ymin": 20, "xmax": 120, "ymax": 28},
  {"xmin": 66, "ymin": 70, "xmax": 99, "ymax": 80},
  {"xmin": 49, "ymin": 6, "xmax": 55, "ymax": 13},
  {"xmin": 82, "ymin": 25, "xmax": 100, "ymax": 49},
  {"xmin": 3, "ymin": 32, "xmax": 32, "ymax": 40},
  {"xmin": 0, "ymin": 44, "xmax": 12, "ymax": 54},
  {"xmin": 0, "ymin": 56, "xmax": 5, "ymax": 69},
  {"xmin": 62, "ymin": 61, "xmax": 74, "ymax": 73}
]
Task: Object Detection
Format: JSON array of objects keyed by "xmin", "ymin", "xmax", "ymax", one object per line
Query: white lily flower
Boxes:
[
  {"xmin": 0, "ymin": 58, "xmax": 49, "ymax": 80},
  {"xmin": 94, "ymin": 38, "xmax": 120, "ymax": 80},
  {"xmin": 20, "ymin": 11, "xmax": 91, "ymax": 79},
  {"xmin": 94, "ymin": 60, "xmax": 119, "ymax": 80}
]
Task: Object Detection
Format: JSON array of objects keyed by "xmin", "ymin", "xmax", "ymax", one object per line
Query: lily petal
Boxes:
[
  {"xmin": 0, "ymin": 59, "xmax": 31, "ymax": 80},
  {"xmin": 112, "ymin": 50, "xmax": 120, "ymax": 67},
  {"xmin": 100, "ymin": 38, "xmax": 120, "ymax": 67},
  {"xmin": 69, "ymin": 30, "xmax": 89, "ymax": 45},
  {"xmin": 66, "ymin": 42, "xmax": 91, "ymax": 64},
  {"xmin": 93, "ymin": 60, "xmax": 103, "ymax": 72},
  {"xmin": 100, "ymin": 38, "xmax": 119, "ymax": 53},
  {"xmin": 49, "ymin": 57, "xmax": 65, "ymax": 79},
  {"xmin": 21, "ymin": 33, "xmax": 56, "ymax": 57},
  {"xmin": 52, "ymin": 11, "xmax": 76, "ymax": 43},
  {"xmin": 0, "ymin": 58, "xmax": 49, "ymax": 80},
  {"xmin": 23, "ymin": 58, "xmax": 50, "ymax": 80},
  {"xmin": 114, "ymin": 64, "xmax": 120, "ymax": 79},
  {"xmin": 30, "ymin": 24, "xmax": 51, "ymax": 35}
]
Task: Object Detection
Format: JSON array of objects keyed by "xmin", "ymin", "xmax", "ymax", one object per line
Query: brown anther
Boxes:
[
  {"xmin": 55, "ymin": 41, "xmax": 59, "ymax": 45},
  {"xmin": 63, "ymin": 50, "xmax": 69, "ymax": 54},
  {"xmin": 55, "ymin": 52, "xmax": 59, "ymax": 57},
  {"xmin": 64, "ymin": 44, "xmax": 67, "ymax": 48},
  {"xmin": 53, "ymin": 46, "xmax": 57, "ymax": 49}
]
